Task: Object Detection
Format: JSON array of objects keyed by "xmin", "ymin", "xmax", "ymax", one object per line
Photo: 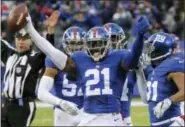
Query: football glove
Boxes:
[
  {"xmin": 133, "ymin": 16, "xmax": 150, "ymax": 35},
  {"xmin": 59, "ymin": 100, "xmax": 79, "ymax": 116},
  {"xmin": 153, "ymin": 98, "xmax": 172, "ymax": 118}
]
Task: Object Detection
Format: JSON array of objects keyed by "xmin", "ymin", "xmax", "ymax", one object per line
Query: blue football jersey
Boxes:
[
  {"xmin": 144, "ymin": 65, "xmax": 153, "ymax": 79},
  {"xmin": 72, "ymin": 50, "xmax": 130, "ymax": 113},
  {"xmin": 175, "ymin": 51, "xmax": 184, "ymax": 59},
  {"xmin": 45, "ymin": 57, "xmax": 83, "ymax": 109},
  {"xmin": 120, "ymin": 71, "xmax": 136, "ymax": 118},
  {"xmin": 146, "ymin": 56, "xmax": 184, "ymax": 123}
]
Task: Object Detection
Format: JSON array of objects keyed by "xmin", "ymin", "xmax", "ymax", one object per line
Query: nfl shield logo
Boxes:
[{"xmin": 16, "ymin": 67, "xmax": 21, "ymax": 73}]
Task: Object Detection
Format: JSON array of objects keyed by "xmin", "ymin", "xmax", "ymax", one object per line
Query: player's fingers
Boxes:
[
  {"xmin": 51, "ymin": 11, "xmax": 59, "ymax": 19},
  {"xmin": 45, "ymin": 15, "xmax": 49, "ymax": 20},
  {"xmin": 26, "ymin": 14, "xmax": 31, "ymax": 21},
  {"xmin": 53, "ymin": 10, "xmax": 59, "ymax": 17}
]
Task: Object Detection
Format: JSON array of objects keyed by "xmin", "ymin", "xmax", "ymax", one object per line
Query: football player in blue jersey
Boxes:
[
  {"xmin": 103, "ymin": 23, "xmax": 136, "ymax": 126},
  {"xmin": 137, "ymin": 32, "xmax": 184, "ymax": 126},
  {"xmin": 37, "ymin": 12, "xmax": 85, "ymax": 126},
  {"xmin": 24, "ymin": 14, "xmax": 149, "ymax": 126},
  {"xmin": 170, "ymin": 33, "xmax": 184, "ymax": 116},
  {"xmin": 38, "ymin": 26, "xmax": 85, "ymax": 126}
]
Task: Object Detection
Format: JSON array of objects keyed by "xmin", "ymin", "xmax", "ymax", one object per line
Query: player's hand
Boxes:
[
  {"xmin": 134, "ymin": 16, "xmax": 150, "ymax": 35},
  {"xmin": 153, "ymin": 98, "xmax": 172, "ymax": 118},
  {"xmin": 25, "ymin": 14, "xmax": 34, "ymax": 30},
  {"xmin": 45, "ymin": 11, "xmax": 59, "ymax": 28},
  {"xmin": 138, "ymin": 54, "xmax": 150, "ymax": 69},
  {"xmin": 59, "ymin": 100, "xmax": 79, "ymax": 116}
]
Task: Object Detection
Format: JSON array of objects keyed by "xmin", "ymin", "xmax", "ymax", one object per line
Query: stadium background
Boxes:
[{"xmin": 1, "ymin": 0, "xmax": 184, "ymax": 126}]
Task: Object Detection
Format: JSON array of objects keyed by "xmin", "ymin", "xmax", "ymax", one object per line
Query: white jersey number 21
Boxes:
[{"xmin": 85, "ymin": 68, "xmax": 113, "ymax": 96}]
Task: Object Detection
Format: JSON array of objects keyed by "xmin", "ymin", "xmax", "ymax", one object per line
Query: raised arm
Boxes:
[
  {"xmin": 25, "ymin": 14, "xmax": 75, "ymax": 73},
  {"xmin": 121, "ymin": 16, "xmax": 150, "ymax": 70},
  {"xmin": 1, "ymin": 38, "xmax": 16, "ymax": 64},
  {"xmin": 135, "ymin": 59, "xmax": 148, "ymax": 104}
]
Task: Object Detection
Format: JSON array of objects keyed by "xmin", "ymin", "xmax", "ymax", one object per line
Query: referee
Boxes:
[{"xmin": 1, "ymin": 11, "xmax": 57, "ymax": 127}]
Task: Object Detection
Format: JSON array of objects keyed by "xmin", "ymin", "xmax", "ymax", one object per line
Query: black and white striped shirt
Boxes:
[{"xmin": 1, "ymin": 34, "xmax": 54, "ymax": 99}]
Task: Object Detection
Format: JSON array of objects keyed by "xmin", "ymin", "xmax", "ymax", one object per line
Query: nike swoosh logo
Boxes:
[
  {"xmin": 179, "ymin": 60, "xmax": 184, "ymax": 63},
  {"xmin": 114, "ymin": 118, "xmax": 120, "ymax": 121}
]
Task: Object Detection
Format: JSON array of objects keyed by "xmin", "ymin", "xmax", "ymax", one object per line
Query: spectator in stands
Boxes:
[{"xmin": 112, "ymin": 3, "xmax": 133, "ymax": 33}]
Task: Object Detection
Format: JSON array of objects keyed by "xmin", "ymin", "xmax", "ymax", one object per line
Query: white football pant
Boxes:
[
  {"xmin": 54, "ymin": 108, "xmax": 81, "ymax": 126},
  {"xmin": 152, "ymin": 116, "xmax": 184, "ymax": 126},
  {"xmin": 77, "ymin": 112, "xmax": 124, "ymax": 126},
  {"xmin": 170, "ymin": 116, "xmax": 184, "ymax": 126}
]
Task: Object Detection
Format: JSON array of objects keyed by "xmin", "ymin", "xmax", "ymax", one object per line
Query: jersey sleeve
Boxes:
[
  {"xmin": 1, "ymin": 40, "xmax": 15, "ymax": 64},
  {"xmin": 115, "ymin": 49, "xmax": 130, "ymax": 62},
  {"xmin": 116, "ymin": 49, "xmax": 135, "ymax": 69},
  {"xmin": 71, "ymin": 51, "xmax": 84, "ymax": 65},
  {"xmin": 70, "ymin": 51, "xmax": 85, "ymax": 81},
  {"xmin": 144, "ymin": 65, "xmax": 153, "ymax": 79},
  {"xmin": 45, "ymin": 56, "xmax": 58, "ymax": 68}
]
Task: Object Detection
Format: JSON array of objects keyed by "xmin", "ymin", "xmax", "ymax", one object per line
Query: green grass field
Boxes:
[{"xmin": 31, "ymin": 102, "xmax": 150, "ymax": 126}]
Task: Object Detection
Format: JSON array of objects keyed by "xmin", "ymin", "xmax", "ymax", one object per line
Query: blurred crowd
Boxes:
[{"xmin": 1, "ymin": 0, "xmax": 184, "ymax": 49}]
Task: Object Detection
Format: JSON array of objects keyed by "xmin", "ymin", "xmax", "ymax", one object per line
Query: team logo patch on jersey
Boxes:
[
  {"xmin": 179, "ymin": 60, "xmax": 184, "ymax": 63},
  {"xmin": 16, "ymin": 67, "xmax": 22, "ymax": 74}
]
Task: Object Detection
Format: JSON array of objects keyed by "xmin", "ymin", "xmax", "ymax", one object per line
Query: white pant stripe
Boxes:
[
  {"xmin": 151, "ymin": 117, "xmax": 178, "ymax": 126},
  {"xmin": 26, "ymin": 102, "xmax": 34, "ymax": 126}
]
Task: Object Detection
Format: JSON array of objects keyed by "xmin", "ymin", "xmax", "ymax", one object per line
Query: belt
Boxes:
[
  {"xmin": 4, "ymin": 97, "xmax": 34, "ymax": 106},
  {"xmin": 94, "ymin": 112, "xmax": 119, "ymax": 116}
]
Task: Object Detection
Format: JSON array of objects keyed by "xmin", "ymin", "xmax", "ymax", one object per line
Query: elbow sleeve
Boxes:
[
  {"xmin": 38, "ymin": 76, "xmax": 61, "ymax": 106},
  {"xmin": 27, "ymin": 22, "xmax": 68, "ymax": 70}
]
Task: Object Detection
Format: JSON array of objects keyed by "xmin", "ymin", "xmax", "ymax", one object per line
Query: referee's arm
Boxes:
[{"xmin": 1, "ymin": 39, "xmax": 16, "ymax": 65}]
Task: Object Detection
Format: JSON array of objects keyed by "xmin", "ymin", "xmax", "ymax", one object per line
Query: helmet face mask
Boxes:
[
  {"xmin": 84, "ymin": 27, "xmax": 110, "ymax": 62},
  {"xmin": 62, "ymin": 26, "xmax": 85, "ymax": 55},
  {"xmin": 143, "ymin": 40, "xmax": 155, "ymax": 56},
  {"xmin": 85, "ymin": 39, "xmax": 110, "ymax": 61},
  {"xmin": 103, "ymin": 23, "xmax": 126, "ymax": 50},
  {"xmin": 65, "ymin": 39, "xmax": 84, "ymax": 55},
  {"xmin": 110, "ymin": 34, "xmax": 125, "ymax": 49}
]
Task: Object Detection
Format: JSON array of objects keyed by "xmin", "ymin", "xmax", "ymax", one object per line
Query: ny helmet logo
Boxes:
[{"xmin": 154, "ymin": 35, "xmax": 166, "ymax": 43}]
